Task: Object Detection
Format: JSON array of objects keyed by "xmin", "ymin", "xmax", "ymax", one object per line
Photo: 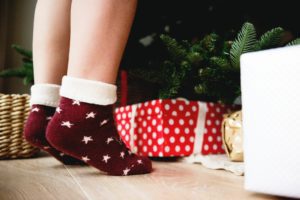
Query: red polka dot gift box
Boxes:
[{"xmin": 114, "ymin": 98, "xmax": 238, "ymax": 157}]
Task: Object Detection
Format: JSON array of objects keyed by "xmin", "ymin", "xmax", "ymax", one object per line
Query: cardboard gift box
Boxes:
[
  {"xmin": 241, "ymin": 47, "xmax": 300, "ymax": 198},
  {"xmin": 114, "ymin": 98, "xmax": 237, "ymax": 157}
]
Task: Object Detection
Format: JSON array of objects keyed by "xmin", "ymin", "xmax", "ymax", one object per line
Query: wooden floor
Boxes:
[{"xmin": 0, "ymin": 153, "xmax": 285, "ymax": 200}]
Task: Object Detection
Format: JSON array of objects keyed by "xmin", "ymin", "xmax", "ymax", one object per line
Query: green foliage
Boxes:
[
  {"xmin": 200, "ymin": 33, "xmax": 220, "ymax": 54},
  {"xmin": 0, "ymin": 45, "xmax": 34, "ymax": 85},
  {"xmin": 160, "ymin": 35, "xmax": 187, "ymax": 63},
  {"xmin": 193, "ymin": 22, "xmax": 298, "ymax": 103},
  {"xmin": 286, "ymin": 38, "xmax": 300, "ymax": 46},
  {"xmin": 157, "ymin": 34, "xmax": 223, "ymax": 99},
  {"xmin": 12, "ymin": 44, "xmax": 33, "ymax": 58},
  {"xmin": 230, "ymin": 22, "xmax": 257, "ymax": 68},
  {"xmin": 132, "ymin": 22, "xmax": 298, "ymax": 103},
  {"xmin": 210, "ymin": 57, "xmax": 230, "ymax": 69},
  {"xmin": 259, "ymin": 27, "xmax": 284, "ymax": 49},
  {"xmin": 128, "ymin": 33, "xmax": 223, "ymax": 100},
  {"xmin": 158, "ymin": 35, "xmax": 193, "ymax": 98}
]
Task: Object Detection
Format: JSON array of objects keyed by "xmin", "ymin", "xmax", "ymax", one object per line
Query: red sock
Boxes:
[
  {"xmin": 24, "ymin": 84, "xmax": 84, "ymax": 165},
  {"xmin": 46, "ymin": 76, "xmax": 152, "ymax": 175}
]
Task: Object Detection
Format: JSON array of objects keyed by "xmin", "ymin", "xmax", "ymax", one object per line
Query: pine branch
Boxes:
[
  {"xmin": 160, "ymin": 34, "xmax": 187, "ymax": 63},
  {"xmin": 195, "ymin": 65, "xmax": 240, "ymax": 104},
  {"xmin": 194, "ymin": 84, "xmax": 207, "ymax": 96},
  {"xmin": 201, "ymin": 33, "xmax": 220, "ymax": 53},
  {"xmin": 230, "ymin": 22, "xmax": 257, "ymax": 68},
  {"xmin": 181, "ymin": 40, "xmax": 191, "ymax": 49},
  {"xmin": 286, "ymin": 38, "xmax": 300, "ymax": 46},
  {"xmin": 209, "ymin": 57, "xmax": 230, "ymax": 69},
  {"xmin": 0, "ymin": 68, "xmax": 26, "ymax": 78},
  {"xmin": 186, "ymin": 52, "xmax": 203, "ymax": 65},
  {"xmin": 0, "ymin": 44, "xmax": 34, "ymax": 85},
  {"xmin": 23, "ymin": 76, "xmax": 34, "ymax": 85},
  {"xmin": 259, "ymin": 27, "xmax": 284, "ymax": 49},
  {"xmin": 222, "ymin": 41, "xmax": 232, "ymax": 56},
  {"xmin": 159, "ymin": 67, "xmax": 181, "ymax": 98},
  {"xmin": 12, "ymin": 44, "xmax": 32, "ymax": 59}
]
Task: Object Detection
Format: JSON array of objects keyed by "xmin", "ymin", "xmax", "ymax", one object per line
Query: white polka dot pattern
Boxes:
[
  {"xmin": 114, "ymin": 99, "xmax": 238, "ymax": 157},
  {"xmin": 200, "ymin": 102, "xmax": 238, "ymax": 155}
]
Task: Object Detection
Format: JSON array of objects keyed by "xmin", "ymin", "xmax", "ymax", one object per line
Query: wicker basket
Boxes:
[{"xmin": 0, "ymin": 93, "xmax": 39, "ymax": 159}]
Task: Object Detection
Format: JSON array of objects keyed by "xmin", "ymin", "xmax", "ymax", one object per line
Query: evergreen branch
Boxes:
[
  {"xmin": 181, "ymin": 40, "xmax": 191, "ymax": 49},
  {"xmin": 158, "ymin": 68, "xmax": 181, "ymax": 99},
  {"xmin": 194, "ymin": 84, "xmax": 206, "ymax": 95},
  {"xmin": 222, "ymin": 41, "xmax": 232, "ymax": 56},
  {"xmin": 259, "ymin": 27, "xmax": 284, "ymax": 49},
  {"xmin": 160, "ymin": 34, "xmax": 187, "ymax": 63},
  {"xmin": 23, "ymin": 62, "xmax": 33, "ymax": 70},
  {"xmin": 230, "ymin": 22, "xmax": 257, "ymax": 68},
  {"xmin": 186, "ymin": 52, "xmax": 203, "ymax": 65},
  {"xmin": 12, "ymin": 44, "xmax": 32, "ymax": 58},
  {"xmin": 209, "ymin": 57, "xmax": 230, "ymax": 69},
  {"xmin": 0, "ymin": 68, "xmax": 26, "ymax": 78},
  {"xmin": 23, "ymin": 76, "xmax": 34, "ymax": 85},
  {"xmin": 0, "ymin": 44, "xmax": 34, "ymax": 85},
  {"xmin": 201, "ymin": 33, "xmax": 220, "ymax": 53},
  {"xmin": 22, "ymin": 57, "xmax": 33, "ymax": 64},
  {"xmin": 286, "ymin": 38, "xmax": 300, "ymax": 46}
]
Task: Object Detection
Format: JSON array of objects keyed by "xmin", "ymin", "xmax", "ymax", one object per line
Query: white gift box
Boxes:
[{"xmin": 241, "ymin": 46, "xmax": 300, "ymax": 198}]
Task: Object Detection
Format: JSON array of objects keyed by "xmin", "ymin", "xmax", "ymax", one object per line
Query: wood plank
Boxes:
[
  {"xmin": 65, "ymin": 159, "xmax": 281, "ymax": 200},
  {"xmin": 0, "ymin": 153, "xmax": 87, "ymax": 200}
]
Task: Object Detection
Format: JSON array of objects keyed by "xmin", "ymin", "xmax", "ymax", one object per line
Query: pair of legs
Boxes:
[
  {"xmin": 33, "ymin": 0, "xmax": 136, "ymax": 84},
  {"xmin": 25, "ymin": 0, "xmax": 152, "ymax": 176}
]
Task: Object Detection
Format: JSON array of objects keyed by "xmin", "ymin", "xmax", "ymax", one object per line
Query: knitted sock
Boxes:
[
  {"xmin": 46, "ymin": 76, "xmax": 152, "ymax": 175},
  {"xmin": 24, "ymin": 84, "xmax": 84, "ymax": 165}
]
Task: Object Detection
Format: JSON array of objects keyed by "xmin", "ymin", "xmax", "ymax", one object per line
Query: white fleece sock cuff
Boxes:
[
  {"xmin": 30, "ymin": 84, "xmax": 60, "ymax": 107},
  {"xmin": 60, "ymin": 76, "xmax": 117, "ymax": 105}
]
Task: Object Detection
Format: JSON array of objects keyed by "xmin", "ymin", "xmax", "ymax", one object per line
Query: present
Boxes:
[
  {"xmin": 114, "ymin": 98, "xmax": 237, "ymax": 157},
  {"xmin": 221, "ymin": 110, "xmax": 243, "ymax": 162},
  {"xmin": 241, "ymin": 47, "xmax": 300, "ymax": 198}
]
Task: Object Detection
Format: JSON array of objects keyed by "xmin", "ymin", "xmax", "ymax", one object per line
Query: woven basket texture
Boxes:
[{"xmin": 0, "ymin": 94, "xmax": 39, "ymax": 159}]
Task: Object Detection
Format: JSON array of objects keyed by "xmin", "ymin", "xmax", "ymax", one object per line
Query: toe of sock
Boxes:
[
  {"xmin": 60, "ymin": 156, "xmax": 86, "ymax": 165},
  {"xmin": 129, "ymin": 156, "xmax": 153, "ymax": 175}
]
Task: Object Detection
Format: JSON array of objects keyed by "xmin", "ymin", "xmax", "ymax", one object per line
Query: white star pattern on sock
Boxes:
[
  {"xmin": 61, "ymin": 121, "xmax": 73, "ymax": 128},
  {"xmin": 46, "ymin": 116, "xmax": 52, "ymax": 120},
  {"xmin": 137, "ymin": 159, "xmax": 143, "ymax": 164},
  {"xmin": 123, "ymin": 168, "xmax": 130, "ymax": 176},
  {"xmin": 31, "ymin": 107, "xmax": 39, "ymax": 112},
  {"xmin": 86, "ymin": 112, "xmax": 96, "ymax": 119},
  {"xmin": 56, "ymin": 107, "xmax": 62, "ymax": 113},
  {"xmin": 82, "ymin": 136, "xmax": 93, "ymax": 144},
  {"xmin": 128, "ymin": 150, "xmax": 133, "ymax": 155},
  {"xmin": 82, "ymin": 156, "xmax": 90, "ymax": 162},
  {"xmin": 100, "ymin": 119, "xmax": 109, "ymax": 126},
  {"xmin": 120, "ymin": 151, "xmax": 125, "ymax": 159},
  {"xmin": 106, "ymin": 137, "xmax": 114, "ymax": 144},
  {"xmin": 72, "ymin": 100, "xmax": 80, "ymax": 105},
  {"xmin": 102, "ymin": 154, "xmax": 111, "ymax": 163}
]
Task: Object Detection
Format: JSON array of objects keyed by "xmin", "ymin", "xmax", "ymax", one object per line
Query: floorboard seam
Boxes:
[{"xmin": 64, "ymin": 165, "xmax": 92, "ymax": 200}]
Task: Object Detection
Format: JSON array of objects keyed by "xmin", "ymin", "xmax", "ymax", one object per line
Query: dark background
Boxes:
[{"xmin": 122, "ymin": 1, "xmax": 299, "ymax": 70}]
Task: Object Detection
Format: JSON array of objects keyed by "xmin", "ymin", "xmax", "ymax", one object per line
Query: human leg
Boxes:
[
  {"xmin": 47, "ymin": 0, "xmax": 152, "ymax": 175},
  {"xmin": 24, "ymin": 0, "xmax": 82, "ymax": 165}
]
